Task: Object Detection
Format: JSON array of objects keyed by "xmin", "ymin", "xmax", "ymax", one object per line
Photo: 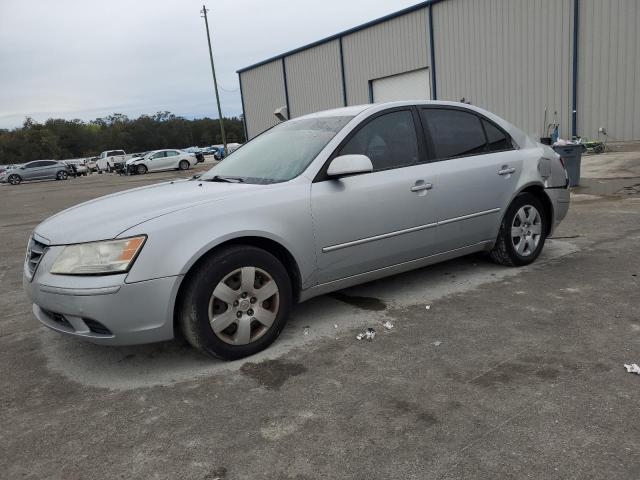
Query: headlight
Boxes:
[{"xmin": 50, "ymin": 236, "xmax": 146, "ymax": 275}]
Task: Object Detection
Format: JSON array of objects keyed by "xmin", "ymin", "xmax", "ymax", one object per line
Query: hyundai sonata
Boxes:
[{"xmin": 24, "ymin": 101, "xmax": 570, "ymax": 359}]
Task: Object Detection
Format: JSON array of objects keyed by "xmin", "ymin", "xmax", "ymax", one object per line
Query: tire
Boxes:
[
  {"xmin": 178, "ymin": 160, "xmax": 190, "ymax": 171},
  {"xmin": 136, "ymin": 164, "xmax": 148, "ymax": 175},
  {"xmin": 178, "ymin": 245, "xmax": 293, "ymax": 360},
  {"xmin": 489, "ymin": 192, "xmax": 547, "ymax": 267},
  {"xmin": 56, "ymin": 170, "xmax": 68, "ymax": 180},
  {"xmin": 8, "ymin": 174, "xmax": 21, "ymax": 185},
  {"xmin": 106, "ymin": 164, "xmax": 112, "ymax": 173}
]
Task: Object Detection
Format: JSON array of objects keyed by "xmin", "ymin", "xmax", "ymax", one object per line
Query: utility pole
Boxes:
[{"xmin": 200, "ymin": 4, "xmax": 227, "ymax": 154}]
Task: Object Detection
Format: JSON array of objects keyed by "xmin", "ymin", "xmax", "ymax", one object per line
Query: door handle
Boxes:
[
  {"xmin": 498, "ymin": 167, "xmax": 516, "ymax": 175},
  {"xmin": 410, "ymin": 183, "xmax": 433, "ymax": 192}
]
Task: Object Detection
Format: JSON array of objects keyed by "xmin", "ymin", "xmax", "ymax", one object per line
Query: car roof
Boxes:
[{"xmin": 294, "ymin": 100, "xmax": 534, "ymax": 149}]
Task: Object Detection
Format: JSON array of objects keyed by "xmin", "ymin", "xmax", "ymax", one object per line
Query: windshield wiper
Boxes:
[{"xmin": 203, "ymin": 175, "xmax": 244, "ymax": 183}]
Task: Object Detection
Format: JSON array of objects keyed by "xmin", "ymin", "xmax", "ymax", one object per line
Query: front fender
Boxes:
[{"xmin": 121, "ymin": 183, "xmax": 316, "ymax": 286}]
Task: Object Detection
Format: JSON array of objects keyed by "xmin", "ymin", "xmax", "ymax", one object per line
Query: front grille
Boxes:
[
  {"xmin": 42, "ymin": 309, "xmax": 73, "ymax": 330},
  {"xmin": 25, "ymin": 236, "xmax": 47, "ymax": 279}
]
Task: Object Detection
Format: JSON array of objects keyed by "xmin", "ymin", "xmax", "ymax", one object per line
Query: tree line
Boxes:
[{"xmin": 0, "ymin": 112, "xmax": 246, "ymax": 165}]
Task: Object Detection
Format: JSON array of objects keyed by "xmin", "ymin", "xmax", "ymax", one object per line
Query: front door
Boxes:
[
  {"xmin": 310, "ymin": 109, "xmax": 439, "ymax": 285},
  {"xmin": 148, "ymin": 151, "xmax": 166, "ymax": 171}
]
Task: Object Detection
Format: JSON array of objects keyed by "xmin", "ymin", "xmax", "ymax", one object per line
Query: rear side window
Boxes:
[
  {"xmin": 420, "ymin": 109, "xmax": 486, "ymax": 159},
  {"xmin": 338, "ymin": 110, "xmax": 419, "ymax": 171},
  {"xmin": 482, "ymin": 119, "xmax": 512, "ymax": 152}
]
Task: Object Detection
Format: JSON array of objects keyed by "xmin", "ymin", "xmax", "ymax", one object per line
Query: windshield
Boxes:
[{"xmin": 200, "ymin": 116, "xmax": 353, "ymax": 183}]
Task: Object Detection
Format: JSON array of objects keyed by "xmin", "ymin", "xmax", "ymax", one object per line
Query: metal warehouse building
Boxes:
[{"xmin": 237, "ymin": 0, "xmax": 640, "ymax": 143}]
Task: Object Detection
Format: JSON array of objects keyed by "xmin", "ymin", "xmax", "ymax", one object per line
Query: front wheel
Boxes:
[
  {"xmin": 178, "ymin": 245, "xmax": 292, "ymax": 360},
  {"xmin": 56, "ymin": 170, "xmax": 68, "ymax": 180},
  {"xmin": 8, "ymin": 174, "xmax": 21, "ymax": 185},
  {"xmin": 178, "ymin": 160, "xmax": 190, "ymax": 170},
  {"xmin": 489, "ymin": 192, "xmax": 546, "ymax": 266},
  {"xmin": 136, "ymin": 164, "xmax": 148, "ymax": 175}
]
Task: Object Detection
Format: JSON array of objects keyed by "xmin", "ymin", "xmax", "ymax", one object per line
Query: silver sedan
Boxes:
[{"xmin": 23, "ymin": 101, "xmax": 570, "ymax": 359}]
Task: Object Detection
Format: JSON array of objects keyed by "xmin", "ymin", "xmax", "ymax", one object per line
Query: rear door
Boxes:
[
  {"xmin": 42, "ymin": 161, "xmax": 61, "ymax": 179},
  {"xmin": 310, "ymin": 108, "xmax": 440, "ymax": 284},
  {"xmin": 163, "ymin": 150, "xmax": 180, "ymax": 169},
  {"xmin": 418, "ymin": 107, "xmax": 523, "ymax": 251}
]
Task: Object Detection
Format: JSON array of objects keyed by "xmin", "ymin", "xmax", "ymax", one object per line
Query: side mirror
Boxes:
[{"xmin": 327, "ymin": 154, "xmax": 373, "ymax": 178}]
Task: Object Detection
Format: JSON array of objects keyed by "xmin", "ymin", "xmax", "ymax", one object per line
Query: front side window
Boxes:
[
  {"xmin": 338, "ymin": 110, "xmax": 419, "ymax": 171},
  {"xmin": 201, "ymin": 115, "xmax": 353, "ymax": 184},
  {"xmin": 420, "ymin": 108, "xmax": 487, "ymax": 159}
]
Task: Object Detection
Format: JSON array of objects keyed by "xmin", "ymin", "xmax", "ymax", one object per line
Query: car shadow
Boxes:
[{"xmin": 38, "ymin": 240, "xmax": 578, "ymax": 390}]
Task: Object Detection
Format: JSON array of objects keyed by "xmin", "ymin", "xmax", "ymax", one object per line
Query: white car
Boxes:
[
  {"xmin": 96, "ymin": 150, "xmax": 131, "ymax": 173},
  {"xmin": 126, "ymin": 149, "xmax": 196, "ymax": 175}
]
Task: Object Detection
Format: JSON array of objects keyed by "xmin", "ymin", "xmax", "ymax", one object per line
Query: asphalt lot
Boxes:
[{"xmin": 1, "ymin": 156, "xmax": 640, "ymax": 479}]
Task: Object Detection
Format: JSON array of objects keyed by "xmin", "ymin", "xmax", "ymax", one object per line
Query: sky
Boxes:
[{"xmin": 0, "ymin": 0, "xmax": 419, "ymax": 129}]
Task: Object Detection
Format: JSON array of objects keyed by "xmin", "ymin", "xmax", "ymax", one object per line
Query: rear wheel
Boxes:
[
  {"xmin": 136, "ymin": 164, "xmax": 148, "ymax": 175},
  {"xmin": 179, "ymin": 160, "xmax": 190, "ymax": 170},
  {"xmin": 8, "ymin": 174, "xmax": 21, "ymax": 185},
  {"xmin": 178, "ymin": 245, "xmax": 292, "ymax": 360},
  {"xmin": 56, "ymin": 170, "xmax": 68, "ymax": 180},
  {"xmin": 489, "ymin": 192, "xmax": 546, "ymax": 266}
]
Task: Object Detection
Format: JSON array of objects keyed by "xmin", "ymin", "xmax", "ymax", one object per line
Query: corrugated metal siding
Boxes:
[
  {"xmin": 433, "ymin": 0, "xmax": 574, "ymax": 139},
  {"xmin": 285, "ymin": 40, "xmax": 344, "ymax": 117},
  {"xmin": 341, "ymin": 8, "xmax": 431, "ymax": 105},
  {"xmin": 578, "ymin": 0, "xmax": 640, "ymax": 141},
  {"xmin": 239, "ymin": 60, "xmax": 286, "ymax": 139}
]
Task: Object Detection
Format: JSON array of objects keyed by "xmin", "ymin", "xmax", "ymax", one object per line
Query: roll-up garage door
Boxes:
[{"xmin": 371, "ymin": 68, "xmax": 431, "ymax": 103}]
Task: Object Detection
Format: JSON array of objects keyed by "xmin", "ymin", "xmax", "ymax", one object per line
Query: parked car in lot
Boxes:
[
  {"xmin": 86, "ymin": 157, "xmax": 98, "ymax": 172},
  {"xmin": 125, "ymin": 149, "xmax": 197, "ymax": 174},
  {"xmin": 96, "ymin": 150, "xmax": 130, "ymax": 173},
  {"xmin": 23, "ymin": 101, "xmax": 569, "ymax": 360},
  {"xmin": 2, "ymin": 160, "xmax": 71, "ymax": 185},
  {"xmin": 63, "ymin": 159, "xmax": 89, "ymax": 177}
]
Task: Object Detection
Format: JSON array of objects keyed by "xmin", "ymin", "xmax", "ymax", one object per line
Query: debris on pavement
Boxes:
[
  {"xmin": 425, "ymin": 305, "xmax": 431, "ymax": 310},
  {"xmin": 382, "ymin": 321, "xmax": 394, "ymax": 330},
  {"xmin": 303, "ymin": 326, "xmax": 310, "ymax": 336},
  {"xmin": 431, "ymin": 340, "xmax": 442, "ymax": 347},
  {"xmin": 356, "ymin": 328, "xmax": 376, "ymax": 341},
  {"xmin": 334, "ymin": 324, "xmax": 338, "ymax": 329},
  {"xmin": 624, "ymin": 363, "xmax": 640, "ymax": 375}
]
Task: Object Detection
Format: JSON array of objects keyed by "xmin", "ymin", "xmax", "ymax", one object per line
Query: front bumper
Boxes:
[{"xmin": 24, "ymin": 246, "xmax": 183, "ymax": 345}]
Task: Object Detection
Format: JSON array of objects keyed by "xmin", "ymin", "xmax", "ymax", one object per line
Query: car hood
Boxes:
[
  {"xmin": 34, "ymin": 179, "xmax": 266, "ymax": 244},
  {"xmin": 126, "ymin": 157, "xmax": 144, "ymax": 165}
]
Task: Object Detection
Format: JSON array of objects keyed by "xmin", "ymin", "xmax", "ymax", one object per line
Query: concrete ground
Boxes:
[{"xmin": 1, "ymin": 153, "xmax": 639, "ymax": 479}]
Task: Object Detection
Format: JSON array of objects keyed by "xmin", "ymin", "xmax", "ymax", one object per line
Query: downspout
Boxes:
[
  {"xmin": 571, "ymin": 0, "xmax": 579, "ymax": 138},
  {"xmin": 429, "ymin": 3, "xmax": 438, "ymax": 100},
  {"xmin": 238, "ymin": 73, "xmax": 248, "ymax": 141},
  {"xmin": 339, "ymin": 37, "xmax": 348, "ymax": 106},
  {"xmin": 282, "ymin": 58, "xmax": 290, "ymax": 119}
]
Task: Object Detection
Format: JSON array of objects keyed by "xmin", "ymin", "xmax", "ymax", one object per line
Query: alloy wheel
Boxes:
[
  {"xmin": 511, "ymin": 205, "xmax": 542, "ymax": 256},
  {"xmin": 208, "ymin": 266, "xmax": 279, "ymax": 345}
]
